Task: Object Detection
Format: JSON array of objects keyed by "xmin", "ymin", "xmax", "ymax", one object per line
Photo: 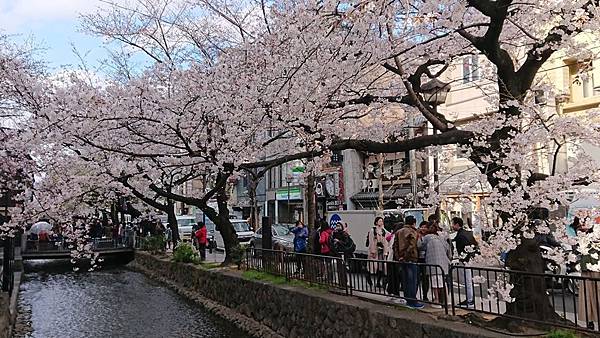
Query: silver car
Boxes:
[{"xmin": 250, "ymin": 224, "xmax": 295, "ymax": 252}]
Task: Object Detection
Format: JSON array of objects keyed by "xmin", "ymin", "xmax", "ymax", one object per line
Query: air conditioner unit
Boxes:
[
  {"xmin": 360, "ymin": 179, "xmax": 368, "ymax": 191},
  {"xmin": 534, "ymin": 89, "xmax": 547, "ymax": 106},
  {"xmin": 368, "ymin": 179, "xmax": 379, "ymax": 191}
]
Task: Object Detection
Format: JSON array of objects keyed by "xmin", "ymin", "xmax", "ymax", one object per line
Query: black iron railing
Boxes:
[
  {"xmin": 348, "ymin": 257, "xmax": 448, "ymax": 313},
  {"xmin": 246, "ymin": 247, "xmax": 350, "ymax": 293},
  {"xmin": 451, "ymin": 265, "xmax": 600, "ymax": 333},
  {"xmin": 1, "ymin": 237, "xmax": 15, "ymax": 292},
  {"xmin": 245, "ymin": 247, "xmax": 600, "ymax": 333},
  {"xmin": 24, "ymin": 236, "xmax": 134, "ymax": 253}
]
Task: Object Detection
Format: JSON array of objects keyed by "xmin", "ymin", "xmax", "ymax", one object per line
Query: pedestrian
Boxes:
[
  {"xmin": 291, "ymin": 220, "xmax": 308, "ymax": 273},
  {"xmin": 310, "ymin": 224, "xmax": 322, "ymax": 255},
  {"xmin": 568, "ymin": 216, "xmax": 580, "ymax": 237},
  {"xmin": 386, "ymin": 222, "xmax": 404, "ymax": 303},
  {"xmin": 319, "ymin": 221, "xmax": 334, "ymax": 255},
  {"xmin": 111, "ymin": 222, "xmax": 119, "ymax": 243},
  {"xmin": 330, "ymin": 222, "xmax": 355, "ymax": 287},
  {"xmin": 394, "ymin": 215, "xmax": 424, "ymax": 309},
  {"xmin": 419, "ymin": 223, "xmax": 451, "ymax": 308},
  {"xmin": 195, "ymin": 222, "xmax": 208, "ymax": 261},
  {"xmin": 164, "ymin": 225, "xmax": 173, "ymax": 251},
  {"xmin": 417, "ymin": 221, "xmax": 430, "ymax": 301},
  {"xmin": 331, "ymin": 222, "xmax": 355, "ymax": 259},
  {"xmin": 319, "ymin": 221, "xmax": 335, "ymax": 280},
  {"xmin": 367, "ymin": 216, "xmax": 389, "ymax": 290},
  {"xmin": 191, "ymin": 222, "xmax": 200, "ymax": 248},
  {"xmin": 452, "ymin": 217, "xmax": 478, "ymax": 308}
]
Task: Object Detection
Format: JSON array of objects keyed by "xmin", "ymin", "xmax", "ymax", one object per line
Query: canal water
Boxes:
[{"xmin": 15, "ymin": 261, "xmax": 252, "ymax": 338}]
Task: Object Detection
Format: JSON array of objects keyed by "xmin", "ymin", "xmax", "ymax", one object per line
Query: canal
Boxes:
[{"xmin": 14, "ymin": 261, "xmax": 252, "ymax": 338}]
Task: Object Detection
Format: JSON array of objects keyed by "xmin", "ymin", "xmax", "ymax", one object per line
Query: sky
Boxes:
[{"xmin": 0, "ymin": 0, "xmax": 116, "ymax": 71}]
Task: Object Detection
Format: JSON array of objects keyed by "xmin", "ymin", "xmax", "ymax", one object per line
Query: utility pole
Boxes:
[
  {"xmin": 408, "ymin": 117, "xmax": 418, "ymax": 207},
  {"xmin": 377, "ymin": 154, "xmax": 384, "ymax": 211}
]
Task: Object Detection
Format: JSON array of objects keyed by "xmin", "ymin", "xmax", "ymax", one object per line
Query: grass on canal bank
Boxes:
[
  {"xmin": 545, "ymin": 330, "xmax": 580, "ymax": 338},
  {"xmin": 242, "ymin": 270, "xmax": 328, "ymax": 291}
]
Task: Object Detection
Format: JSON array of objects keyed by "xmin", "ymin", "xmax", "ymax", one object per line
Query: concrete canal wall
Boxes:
[{"xmin": 132, "ymin": 252, "xmax": 506, "ymax": 338}]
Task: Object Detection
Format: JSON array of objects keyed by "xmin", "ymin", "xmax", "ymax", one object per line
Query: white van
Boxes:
[
  {"xmin": 327, "ymin": 208, "xmax": 429, "ymax": 256},
  {"xmin": 158, "ymin": 214, "xmax": 197, "ymax": 241},
  {"xmin": 209, "ymin": 219, "xmax": 253, "ymax": 250}
]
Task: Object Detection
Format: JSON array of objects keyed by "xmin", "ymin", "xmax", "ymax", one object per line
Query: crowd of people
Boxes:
[{"xmin": 288, "ymin": 214, "xmax": 479, "ymax": 310}]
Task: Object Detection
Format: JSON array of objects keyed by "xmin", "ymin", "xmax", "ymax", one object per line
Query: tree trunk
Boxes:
[
  {"xmin": 305, "ymin": 173, "xmax": 316, "ymax": 252},
  {"xmin": 166, "ymin": 200, "xmax": 180, "ymax": 245},
  {"xmin": 470, "ymin": 114, "xmax": 567, "ymax": 324},
  {"xmin": 504, "ymin": 238, "xmax": 563, "ymax": 322},
  {"xmin": 248, "ymin": 178, "xmax": 257, "ymax": 231},
  {"xmin": 198, "ymin": 181, "xmax": 239, "ymax": 265}
]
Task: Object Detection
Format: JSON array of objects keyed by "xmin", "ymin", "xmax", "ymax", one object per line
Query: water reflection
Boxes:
[{"xmin": 16, "ymin": 261, "xmax": 251, "ymax": 338}]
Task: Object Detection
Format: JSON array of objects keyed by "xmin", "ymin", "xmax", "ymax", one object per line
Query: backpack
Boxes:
[
  {"xmin": 331, "ymin": 232, "xmax": 356, "ymax": 255},
  {"xmin": 312, "ymin": 229, "xmax": 321, "ymax": 254}
]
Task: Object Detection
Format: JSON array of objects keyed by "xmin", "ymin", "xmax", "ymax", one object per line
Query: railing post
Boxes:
[
  {"xmin": 343, "ymin": 256, "xmax": 350, "ymax": 296},
  {"xmin": 347, "ymin": 257, "xmax": 353, "ymax": 296},
  {"xmin": 442, "ymin": 267, "xmax": 448, "ymax": 315},
  {"xmin": 2, "ymin": 237, "xmax": 13, "ymax": 292},
  {"xmin": 245, "ymin": 247, "xmax": 249, "ymax": 271},
  {"xmin": 284, "ymin": 251, "xmax": 290, "ymax": 281},
  {"xmin": 449, "ymin": 264, "xmax": 456, "ymax": 316}
]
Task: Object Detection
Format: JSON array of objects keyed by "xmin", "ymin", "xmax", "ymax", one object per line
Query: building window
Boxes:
[
  {"xmin": 583, "ymin": 72, "xmax": 595, "ymax": 98},
  {"xmin": 278, "ymin": 165, "xmax": 283, "ymax": 188},
  {"xmin": 463, "ymin": 55, "xmax": 480, "ymax": 84},
  {"xmin": 569, "ymin": 59, "xmax": 598, "ymax": 100},
  {"xmin": 268, "ymin": 168, "xmax": 276, "ymax": 190}
]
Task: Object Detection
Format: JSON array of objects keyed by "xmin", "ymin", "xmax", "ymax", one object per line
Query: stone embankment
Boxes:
[{"xmin": 132, "ymin": 252, "xmax": 507, "ymax": 338}]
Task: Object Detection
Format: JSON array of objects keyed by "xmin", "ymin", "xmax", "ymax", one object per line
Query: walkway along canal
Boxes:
[{"xmin": 14, "ymin": 260, "xmax": 252, "ymax": 338}]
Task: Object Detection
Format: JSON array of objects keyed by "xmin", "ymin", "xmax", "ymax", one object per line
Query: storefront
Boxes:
[{"xmin": 275, "ymin": 186, "xmax": 303, "ymax": 224}]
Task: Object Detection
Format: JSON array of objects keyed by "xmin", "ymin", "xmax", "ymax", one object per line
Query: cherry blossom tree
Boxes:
[{"xmin": 16, "ymin": 0, "xmax": 600, "ymax": 324}]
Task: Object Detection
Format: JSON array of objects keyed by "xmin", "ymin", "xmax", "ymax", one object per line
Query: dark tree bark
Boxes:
[
  {"xmin": 166, "ymin": 200, "xmax": 180, "ymax": 245},
  {"xmin": 147, "ymin": 169, "xmax": 241, "ymax": 265},
  {"xmin": 116, "ymin": 176, "xmax": 180, "ymax": 245}
]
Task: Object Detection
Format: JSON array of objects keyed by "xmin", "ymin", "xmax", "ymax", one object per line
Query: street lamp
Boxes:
[
  {"xmin": 285, "ymin": 174, "xmax": 293, "ymax": 223},
  {"xmin": 422, "ymin": 79, "xmax": 451, "ymax": 210}
]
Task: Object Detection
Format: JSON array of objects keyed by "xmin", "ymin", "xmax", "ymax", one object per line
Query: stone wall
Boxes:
[{"xmin": 133, "ymin": 252, "xmax": 506, "ymax": 338}]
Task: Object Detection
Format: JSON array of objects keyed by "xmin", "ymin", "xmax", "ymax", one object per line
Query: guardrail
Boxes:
[
  {"xmin": 348, "ymin": 257, "xmax": 448, "ymax": 312},
  {"xmin": 245, "ymin": 247, "xmax": 349, "ymax": 293},
  {"xmin": 452, "ymin": 265, "xmax": 600, "ymax": 333},
  {"xmin": 1, "ymin": 237, "xmax": 15, "ymax": 292},
  {"xmin": 24, "ymin": 237, "xmax": 134, "ymax": 253},
  {"xmin": 245, "ymin": 247, "xmax": 600, "ymax": 333}
]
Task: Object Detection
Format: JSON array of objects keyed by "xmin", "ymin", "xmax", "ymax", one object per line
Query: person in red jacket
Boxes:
[
  {"xmin": 318, "ymin": 221, "xmax": 335, "ymax": 280},
  {"xmin": 195, "ymin": 222, "xmax": 208, "ymax": 261},
  {"xmin": 319, "ymin": 221, "xmax": 334, "ymax": 255}
]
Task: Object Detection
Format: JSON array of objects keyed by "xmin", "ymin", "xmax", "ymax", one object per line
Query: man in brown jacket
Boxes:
[{"xmin": 393, "ymin": 216, "xmax": 423, "ymax": 309}]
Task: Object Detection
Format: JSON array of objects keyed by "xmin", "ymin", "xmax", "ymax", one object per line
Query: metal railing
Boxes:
[
  {"xmin": 24, "ymin": 236, "xmax": 134, "ymax": 253},
  {"xmin": 245, "ymin": 247, "xmax": 600, "ymax": 333},
  {"xmin": 348, "ymin": 257, "xmax": 448, "ymax": 313},
  {"xmin": 451, "ymin": 265, "xmax": 600, "ymax": 333},
  {"xmin": 1, "ymin": 237, "xmax": 15, "ymax": 292},
  {"xmin": 245, "ymin": 248, "xmax": 350, "ymax": 293}
]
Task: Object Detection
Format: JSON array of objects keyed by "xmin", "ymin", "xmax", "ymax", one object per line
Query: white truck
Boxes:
[{"xmin": 326, "ymin": 208, "xmax": 429, "ymax": 256}]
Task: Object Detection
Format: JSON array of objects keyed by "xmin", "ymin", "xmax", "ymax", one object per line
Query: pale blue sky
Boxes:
[{"xmin": 0, "ymin": 0, "xmax": 116, "ymax": 71}]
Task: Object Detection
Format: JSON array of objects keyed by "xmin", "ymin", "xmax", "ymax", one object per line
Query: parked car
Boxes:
[
  {"xmin": 250, "ymin": 224, "xmax": 294, "ymax": 252},
  {"xmin": 158, "ymin": 215, "xmax": 197, "ymax": 242},
  {"xmin": 211, "ymin": 219, "xmax": 254, "ymax": 250}
]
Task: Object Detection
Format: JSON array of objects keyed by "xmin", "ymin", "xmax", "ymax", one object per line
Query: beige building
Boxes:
[{"xmin": 436, "ymin": 41, "xmax": 600, "ymax": 227}]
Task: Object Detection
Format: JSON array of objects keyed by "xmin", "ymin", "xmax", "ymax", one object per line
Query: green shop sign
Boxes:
[{"xmin": 276, "ymin": 187, "xmax": 302, "ymax": 201}]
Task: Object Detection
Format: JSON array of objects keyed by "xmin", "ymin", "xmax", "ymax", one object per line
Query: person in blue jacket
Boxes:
[{"xmin": 291, "ymin": 220, "xmax": 308, "ymax": 274}]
